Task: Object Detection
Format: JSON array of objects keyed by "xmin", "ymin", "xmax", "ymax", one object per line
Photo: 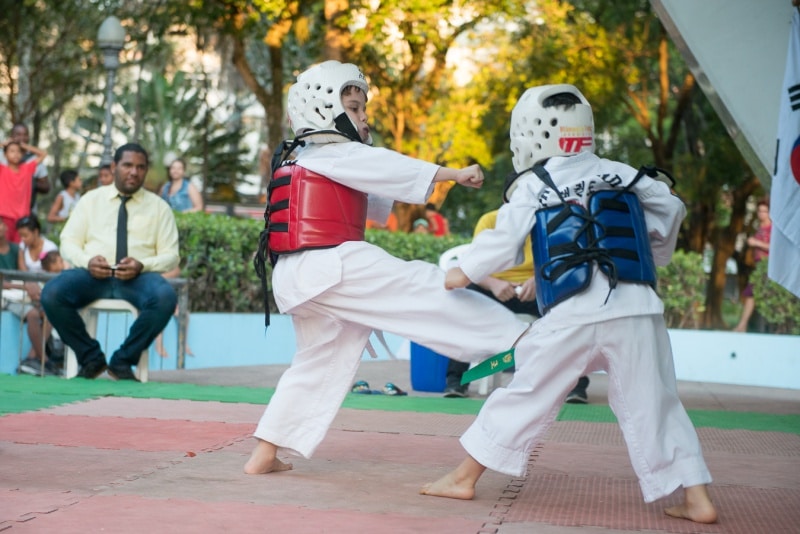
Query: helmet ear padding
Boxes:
[{"xmin": 304, "ymin": 98, "xmax": 334, "ymax": 129}]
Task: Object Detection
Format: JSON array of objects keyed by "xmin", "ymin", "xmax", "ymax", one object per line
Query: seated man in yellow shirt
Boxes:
[
  {"xmin": 444, "ymin": 209, "xmax": 590, "ymax": 403},
  {"xmin": 41, "ymin": 143, "xmax": 180, "ymax": 381}
]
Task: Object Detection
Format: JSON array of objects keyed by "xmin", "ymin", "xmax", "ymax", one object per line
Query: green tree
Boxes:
[
  {"xmin": 113, "ymin": 70, "xmax": 250, "ymax": 196},
  {"xmin": 0, "ymin": 0, "xmax": 121, "ymax": 188},
  {"xmin": 345, "ymin": 0, "xmax": 529, "ymax": 230},
  {"xmin": 479, "ymin": 0, "xmax": 759, "ymax": 328}
]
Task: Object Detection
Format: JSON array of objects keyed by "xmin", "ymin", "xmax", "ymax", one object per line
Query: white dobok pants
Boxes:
[
  {"xmin": 254, "ymin": 243, "xmax": 529, "ymax": 459},
  {"xmin": 460, "ymin": 314, "xmax": 712, "ymax": 502}
]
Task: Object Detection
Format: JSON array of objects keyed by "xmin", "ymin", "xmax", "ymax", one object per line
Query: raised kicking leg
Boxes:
[
  {"xmin": 420, "ymin": 455, "xmax": 486, "ymax": 500},
  {"xmin": 664, "ymin": 484, "xmax": 717, "ymax": 524},
  {"xmin": 244, "ymin": 438, "xmax": 293, "ymax": 474}
]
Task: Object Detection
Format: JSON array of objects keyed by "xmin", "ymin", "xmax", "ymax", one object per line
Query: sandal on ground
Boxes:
[
  {"xmin": 383, "ymin": 382, "xmax": 407, "ymax": 396},
  {"xmin": 351, "ymin": 380, "xmax": 372, "ymax": 394}
]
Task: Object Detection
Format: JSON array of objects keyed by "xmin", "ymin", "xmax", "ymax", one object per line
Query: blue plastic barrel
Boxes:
[{"xmin": 409, "ymin": 342, "xmax": 450, "ymax": 392}]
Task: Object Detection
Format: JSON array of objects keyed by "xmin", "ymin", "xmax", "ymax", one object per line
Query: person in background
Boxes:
[
  {"xmin": 160, "ymin": 158, "xmax": 203, "ymax": 213},
  {"xmin": 733, "ymin": 199, "xmax": 772, "ymax": 332},
  {"xmin": 0, "ymin": 218, "xmax": 22, "ymax": 301},
  {"xmin": 41, "ymin": 143, "xmax": 180, "ymax": 382},
  {"xmin": 41, "ymin": 249, "xmax": 66, "ymax": 273},
  {"xmin": 153, "ymin": 265, "xmax": 194, "ymax": 359},
  {"xmin": 425, "ymin": 202, "xmax": 450, "ymax": 237},
  {"xmin": 17, "ymin": 215, "xmax": 58, "ymax": 273},
  {"xmin": 0, "ymin": 140, "xmax": 47, "ymax": 243},
  {"xmin": 0, "ymin": 219, "xmax": 18, "ymax": 270},
  {"xmin": 366, "ymin": 204, "xmax": 399, "ymax": 231},
  {"xmin": 47, "ymin": 169, "xmax": 83, "ymax": 223},
  {"xmin": 155, "ymin": 157, "xmax": 200, "ymax": 357},
  {"xmin": 97, "ymin": 164, "xmax": 114, "ymax": 187},
  {"xmin": 412, "ymin": 218, "xmax": 430, "ymax": 234},
  {"xmin": 0, "ymin": 123, "xmax": 50, "ymax": 212},
  {"xmin": 14, "ymin": 215, "xmax": 59, "ymax": 376}
]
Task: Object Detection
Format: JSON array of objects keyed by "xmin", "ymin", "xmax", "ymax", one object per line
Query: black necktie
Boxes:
[{"xmin": 116, "ymin": 195, "xmax": 130, "ymax": 264}]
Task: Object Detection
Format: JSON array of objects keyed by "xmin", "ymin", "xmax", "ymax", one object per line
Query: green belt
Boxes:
[{"xmin": 461, "ymin": 348, "xmax": 515, "ymax": 385}]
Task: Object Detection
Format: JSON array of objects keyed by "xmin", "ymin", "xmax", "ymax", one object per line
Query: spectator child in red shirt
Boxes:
[{"xmin": 0, "ymin": 140, "xmax": 47, "ymax": 243}]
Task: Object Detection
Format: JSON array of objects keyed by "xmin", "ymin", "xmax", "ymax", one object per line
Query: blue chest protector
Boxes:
[{"xmin": 530, "ymin": 164, "xmax": 657, "ymax": 315}]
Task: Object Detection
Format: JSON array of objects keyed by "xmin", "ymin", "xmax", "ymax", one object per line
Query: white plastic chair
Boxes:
[{"xmin": 63, "ymin": 299, "xmax": 149, "ymax": 382}]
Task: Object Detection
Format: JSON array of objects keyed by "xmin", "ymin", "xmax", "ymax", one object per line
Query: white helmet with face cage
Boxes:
[
  {"xmin": 287, "ymin": 60, "xmax": 370, "ymax": 144},
  {"xmin": 510, "ymin": 84, "xmax": 594, "ymax": 172}
]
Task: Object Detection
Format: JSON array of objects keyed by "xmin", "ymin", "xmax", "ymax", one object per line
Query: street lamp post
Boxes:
[{"xmin": 97, "ymin": 16, "xmax": 126, "ymax": 167}]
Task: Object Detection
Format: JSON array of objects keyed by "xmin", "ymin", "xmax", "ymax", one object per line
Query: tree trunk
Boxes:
[
  {"xmin": 702, "ymin": 175, "xmax": 760, "ymax": 328},
  {"xmin": 324, "ymin": 0, "xmax": 349, "ymax": 61}
]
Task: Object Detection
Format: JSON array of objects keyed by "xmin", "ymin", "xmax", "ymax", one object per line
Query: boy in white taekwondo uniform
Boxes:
[
  {"xmin": 244, "ymin": 61, "xmax": 530, "ymax": 475},
  {"xmin": 421, "ymin": 85, "xmax": 717, "ymax": 524}
]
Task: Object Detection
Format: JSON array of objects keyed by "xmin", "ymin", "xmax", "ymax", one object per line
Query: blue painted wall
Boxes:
[
  {"xmin": 2, "ymin": 310, "xmax": 798, "ymax": 389},
  {"xmin": 0, "ymin": 311, "xmax": 402, "ymax": 376}
]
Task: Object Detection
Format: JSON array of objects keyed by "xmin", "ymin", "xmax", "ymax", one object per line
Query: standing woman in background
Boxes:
[
  {"xmin": 159, "ymin": 158, "xmax": 203, "ymax": 213},
  {"xmin": 733, "ymin": 199, "xmax": 772, "ymax": 332},
  {"xmin": 156, "ymin": 157, "xmax": 199, "ymax": 358}
]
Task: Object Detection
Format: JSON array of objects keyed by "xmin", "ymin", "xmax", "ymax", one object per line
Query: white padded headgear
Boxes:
[
  {"xmin": 510, "ymin": 84, "xmax": 594, "ymax": 171},
  {"xmin": 287, "ymin": 60, "xmax": 370, "ymax": 143}
]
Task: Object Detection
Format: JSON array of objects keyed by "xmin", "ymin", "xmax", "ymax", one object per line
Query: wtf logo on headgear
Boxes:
[{"xmin": 559, "ymin": 125, "xmax": 593, "ymax": 153}]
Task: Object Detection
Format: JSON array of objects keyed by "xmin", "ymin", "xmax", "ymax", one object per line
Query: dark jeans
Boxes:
[{"xmin": 41, "ymin": 268, "xmax": 177, "ymax": 367}]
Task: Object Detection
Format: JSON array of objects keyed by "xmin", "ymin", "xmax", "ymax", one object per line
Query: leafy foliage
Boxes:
[
  {"xmin": 752, "ymin": 260, "xmax": 800, "ymax": 335},
  {"xmin": 173, "ymin": 213, "xmax": 708, "ymax": 332},
  {"xmin": 0, "ymin": 0, "xmax": 775, "ymax": 334},
  {"xmin": 113, "ymin": 70, "xmax": 251, "ymax": 196},
  {"xmin": 174, "ymin": 211, "xmax": 267, "ymax": 313},
  {"xmin": 656, "ymin": 250, "xmax": 706, "ymax": 329},
  {"xmin": 365, "ymin": 229, "xmax": 469, "ymax": 263}
]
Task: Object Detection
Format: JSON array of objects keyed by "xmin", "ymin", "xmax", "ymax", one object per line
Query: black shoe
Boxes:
[
  {"xmin": 77, "ymin": 357, "xmax": 107, "ymax": 379},
  {"xmin": 565, "ymin": 388, "xmax": 588, "ymax": 404},
  {"xmin": 107, "ymin": 363, "xmax": 139, "ymax": 382},
  {"xmin": 19, "ymin": 357, "xmax": 44, "ymax": 376},
  {"xmin": 443, "ymin": 386, "xmax": 468, "ymax": 398}
]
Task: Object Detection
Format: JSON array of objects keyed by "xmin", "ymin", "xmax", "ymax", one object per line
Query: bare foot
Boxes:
[
  {"xmin": 244, "ymin": 439, "xmax": 293, "ymax": 475},
  {"xmin": 664, "ymin": 484, "xmax": 717, "ymax": 524},
  {"xmin": 419, "ymin": 456, "xmax": 485, "ymax": 500},
  {"xmin": 420, "ymin": 472, "xmax": 475, "ymax": 500}
]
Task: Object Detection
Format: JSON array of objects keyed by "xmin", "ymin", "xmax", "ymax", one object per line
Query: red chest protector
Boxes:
[{"xmin": 267, "ymin": 164, "xmax": 368, "ymax": 255}]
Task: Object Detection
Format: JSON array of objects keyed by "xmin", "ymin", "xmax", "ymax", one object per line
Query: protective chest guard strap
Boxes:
[
  {"xmin": 530, "ymin": 164, "xmax": 656, "ymax": 315},
  {"xmin": 252, "ymin": 138, "xmax": 367, "ymax": 328}
]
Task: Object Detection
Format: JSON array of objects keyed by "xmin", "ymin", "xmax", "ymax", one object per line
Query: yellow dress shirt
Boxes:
[
  {"xmin": 473, "ymin": 209, "xmax": 533, "ymax": 285},
  {"xmin": 60, "ymin": 184, "xmax": 179, "ymax": 273}
]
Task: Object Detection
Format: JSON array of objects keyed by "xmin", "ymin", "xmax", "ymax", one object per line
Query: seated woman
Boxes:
[{"xmin": 15, "ymin": 215, "xmax": 60, "ymax": 375}]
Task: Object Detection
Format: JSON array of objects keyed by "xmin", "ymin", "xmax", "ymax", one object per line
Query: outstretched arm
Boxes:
[{"xmin": 434, "ymin": 164, "xmax": 484, "ymax": 189}]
